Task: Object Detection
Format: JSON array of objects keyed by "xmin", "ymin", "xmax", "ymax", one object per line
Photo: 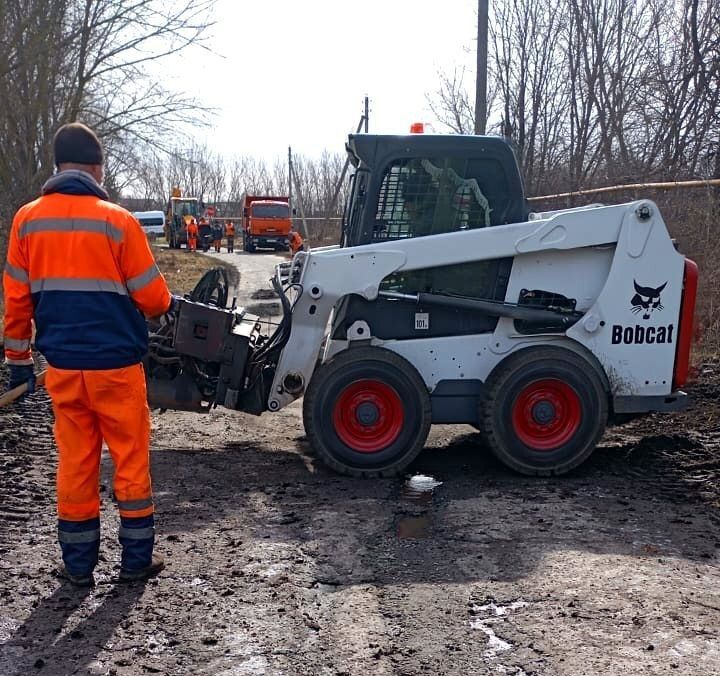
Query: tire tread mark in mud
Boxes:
[{"xmin": 0, "ymin": 364, "xmax": 55, "ymax": 537}]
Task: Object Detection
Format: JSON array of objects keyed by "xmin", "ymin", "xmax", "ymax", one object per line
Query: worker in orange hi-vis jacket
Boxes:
[
  {"xmin": 288, "ymin": 228, "xmax": 305, "ymax": 254},
  {"xmin": 186, "ymin": 216, "xmax": 199, "ymax": 252},
  {"xmin": 2, "ymin": 122, "xmax": 175, "ymax": 587},
  {"xmin": 225, "ymin": 220, "xmax": 235, "ymax": 253}
]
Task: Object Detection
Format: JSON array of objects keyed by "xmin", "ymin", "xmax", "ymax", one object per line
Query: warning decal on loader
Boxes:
[{"xmin": 415, "ymin": 313, "xmax": 429, "ymax": 330}]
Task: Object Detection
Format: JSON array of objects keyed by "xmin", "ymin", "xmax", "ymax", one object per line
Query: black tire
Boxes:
[
  {"xmin": 480, "ymin": 346, "xmax": 607, "ymax": 476},
  {"xmin": 303, "ymin": 347, "xmax": 432, "ymax": 477}
]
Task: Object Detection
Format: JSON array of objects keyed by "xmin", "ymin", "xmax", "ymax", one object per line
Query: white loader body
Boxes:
[{"xmin": 270, "ymin": 200, "xmax": 687, "ymax": 414}]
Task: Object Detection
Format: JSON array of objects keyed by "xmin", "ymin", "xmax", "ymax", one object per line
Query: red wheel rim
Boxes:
[
  {"xmin": 511, "ymin": 378, "xmax": 581, "ymax": 451},
  {"xmin": 332, "ymin": 379, "xmax": 404, "ymax": 453}
]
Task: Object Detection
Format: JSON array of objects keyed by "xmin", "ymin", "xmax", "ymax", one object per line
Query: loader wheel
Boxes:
[
  {"xmin": 303, "ymin": 347, "xmax": 431, "ymax": 478},
  {"xmin": 481, "ymin": 347, "xmax": 607, "ymax": 476}
]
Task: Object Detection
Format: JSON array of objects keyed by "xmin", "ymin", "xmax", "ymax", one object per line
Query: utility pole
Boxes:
[
  {"xmin": 475, "ymin": 0, "xmax": 489, "ymax": 135},
  {"xmin": 326, "ymin": 101, "xmax": 370, "ymax": 224},
  {"xmin": 288, "ymin": 146, "xmax": 293, "ymax": 212}
]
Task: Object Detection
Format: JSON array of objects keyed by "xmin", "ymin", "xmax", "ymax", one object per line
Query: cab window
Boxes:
[
  {"xmin": 373, "ymin": 156, "xmax": 511, "ymax": 242},
  {"xmin": 375, "ymin": 156, "xmax": 513, "ymax": 300}
]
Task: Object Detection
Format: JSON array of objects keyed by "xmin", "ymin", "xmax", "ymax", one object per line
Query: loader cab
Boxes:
[
  {"xmin": 342, "ymin": 133, "xmax": 527, "ymax": 246},
  {"xmin": 334, "ymin": 134, "xmax": 528, "ymax": 341}
]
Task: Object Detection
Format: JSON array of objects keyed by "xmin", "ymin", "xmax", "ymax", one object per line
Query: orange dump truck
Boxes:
[{"xmin": 240, "ymin": 194, "xmax": 291, "ymax": 252}]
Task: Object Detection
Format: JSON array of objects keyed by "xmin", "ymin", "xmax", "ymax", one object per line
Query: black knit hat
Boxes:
[{"xmin": 53, "ymin": 122, "xmax": 104, "ymax": 167}]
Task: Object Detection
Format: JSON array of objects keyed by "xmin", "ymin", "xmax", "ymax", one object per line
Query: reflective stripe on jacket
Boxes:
[{"xmin": 2, "ymin": 170, "xmax": 172, "ymax": 369}]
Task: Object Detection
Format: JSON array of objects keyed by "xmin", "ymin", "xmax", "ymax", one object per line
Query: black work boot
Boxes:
[
  {"xmin": 119, "ymin": 554, "xmax": 165, "ymax": 582},
  {"xmin": 56, "ymin": 565, "xmax": 94, "ymax": 588}
]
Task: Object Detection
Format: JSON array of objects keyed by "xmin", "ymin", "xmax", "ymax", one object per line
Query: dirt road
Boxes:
[{"xmin": 1, "ymin": 249, "xmax": 719, "ymax": 676}]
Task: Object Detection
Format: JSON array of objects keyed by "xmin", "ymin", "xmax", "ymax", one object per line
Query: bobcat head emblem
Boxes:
[{"xmin": 631, "ymin": 281, "xmax": 666, "ymax": 320}]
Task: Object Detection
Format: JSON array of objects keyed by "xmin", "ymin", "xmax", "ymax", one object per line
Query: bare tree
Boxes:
[
  {"xmin": 426, "ymin": 68, "xmax": 476, "ymax": 135},
  {"xmin": 0, "ymin": 0, "xmax": 215, "ymax": 256},
  {"xmin": 491, "ymin": 0, "xmax": 569, "ymax": 193},
  {"xmin": 426, "ymin": 0, "xmax": 720, "ymax": 194}
]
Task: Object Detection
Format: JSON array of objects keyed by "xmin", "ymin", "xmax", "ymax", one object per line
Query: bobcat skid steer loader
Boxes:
[{"xmin": 145, "ymin": 133, "xmax": 698, "ymax": 477}]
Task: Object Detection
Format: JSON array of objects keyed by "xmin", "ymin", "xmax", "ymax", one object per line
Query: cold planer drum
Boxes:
[{"xmin": 145, "ymin": 298, "xmax": 273, "ymax": 415}]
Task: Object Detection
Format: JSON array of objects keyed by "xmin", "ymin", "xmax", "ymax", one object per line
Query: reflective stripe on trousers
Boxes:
[
  {"xmin": 116, "ymin": 496, "xmax": 153, "ymax": 511},
  {"xmin": 58, "ymin": 518, "xmax": 100, "ymax": 576},
  {"xmin": 119, "ymin": 515, "xmax": 155, "ymax": 571}
]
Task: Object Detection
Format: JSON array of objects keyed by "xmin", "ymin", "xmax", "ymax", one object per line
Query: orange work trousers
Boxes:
[
  {"xmin": 188, "ymin": 236, "xmax": 197, "ymax": 251},
  {"xmin": 46, "ymin": 364, "xmax": 153, "ymax": 522}
]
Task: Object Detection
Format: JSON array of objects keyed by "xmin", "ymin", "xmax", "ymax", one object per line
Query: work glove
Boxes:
[{"xmin": 8, "ymin": 364, "xmax": 35, "ymax": 395}]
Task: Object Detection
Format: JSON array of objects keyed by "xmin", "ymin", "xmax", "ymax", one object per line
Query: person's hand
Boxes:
[{"xmin": 8, "ymin": 364, "xmax": 35, "ymax": 395}]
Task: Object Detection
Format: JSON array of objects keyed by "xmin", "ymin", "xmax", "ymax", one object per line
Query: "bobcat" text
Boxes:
[{"xmin": 611, "ymin": 323, "xmax": 675, "ymax": 345}]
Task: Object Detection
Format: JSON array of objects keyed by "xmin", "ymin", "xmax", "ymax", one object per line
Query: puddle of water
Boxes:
[
  {"xmin": 396, "ymin": 474, "xmax": 442, "ymax": 539},
  {"xmin": 669, "ymin": 639, "xmax": 699, "ymax": 657},
  {"xmin": 401, "ymin": 474, "xmax": 442, "ymax": 506},
  {"xmin": 469, "ymin": 600, "xmax": 528, "ymax": 659},
  {"xmin": 474, "ymin": 601, "xmax": 528, "ymax": 617},
  {"xmin": 397, "ymin": 515, "xmax": 432, "ymax": 539},
  {"xmin": 470, "ymin": 623, "xmax": 513, "ymax": 657},
  {"xmin": 495, "ymin": 666, "xmax": 528, "ymax": 675}
]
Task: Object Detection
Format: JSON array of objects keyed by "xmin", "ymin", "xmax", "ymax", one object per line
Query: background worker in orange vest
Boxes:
[
  {"xmin": 2, "ymin": 122, "xmax": 174, "ymax": 586},
  {"xmin": 225, "ymin": 220, "xmax": 235, "ymax": 253},
  {"xmin": 288, "ymin": 228, "xmax": 305, "ymax": 254},
  {"xmin": 186, "ymin": 216, "xmax": 199, "ymax": 251}
]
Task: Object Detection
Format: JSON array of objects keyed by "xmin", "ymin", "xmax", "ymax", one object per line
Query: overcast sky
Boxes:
[{"xmin": 167, "ymin": 0, "xmax": 478, "ymax": 161}]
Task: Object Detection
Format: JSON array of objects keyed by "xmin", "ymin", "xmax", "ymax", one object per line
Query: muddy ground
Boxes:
[{"xmin": 1, "ymin": 250, "xmax": 720, "ymax": 676}]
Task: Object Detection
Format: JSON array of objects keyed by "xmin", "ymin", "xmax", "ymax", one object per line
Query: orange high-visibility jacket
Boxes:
[
  {"xmin": 3, "ymin": 170, "xmax": 171, "ymax": 370},
  {"xmin": 225, "ymin": 222, "xmax": 235, "ymax": 237},
  {"xmin": 288, "ymin": 231, "xmax": 304, "ymax": 253},
  {"xmin": 186, "ymin": 220, "xmax": 199, "ymax": 237}
]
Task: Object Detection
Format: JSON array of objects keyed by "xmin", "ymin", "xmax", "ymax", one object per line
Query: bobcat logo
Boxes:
[{"xmin": 631, "ymin": 281, "xmax": 666, "ymax": 320}]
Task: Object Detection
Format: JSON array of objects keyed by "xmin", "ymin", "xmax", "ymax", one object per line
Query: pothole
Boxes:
[
  {"xmin": 397, "ymin": 515, "xmax": 432, "ymax": 539},
  {"xmin": 401, "ymin": 474, "xmax": 442, "ymax": 506},
  {"xmin": 396, "ymin": 474, "xmax": 442, "ymax": 539}
]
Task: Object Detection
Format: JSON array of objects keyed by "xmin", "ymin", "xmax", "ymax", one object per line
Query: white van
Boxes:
[{"xmin": 133, "ymin": 210, "xmax": 165, "ymax": 238}]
